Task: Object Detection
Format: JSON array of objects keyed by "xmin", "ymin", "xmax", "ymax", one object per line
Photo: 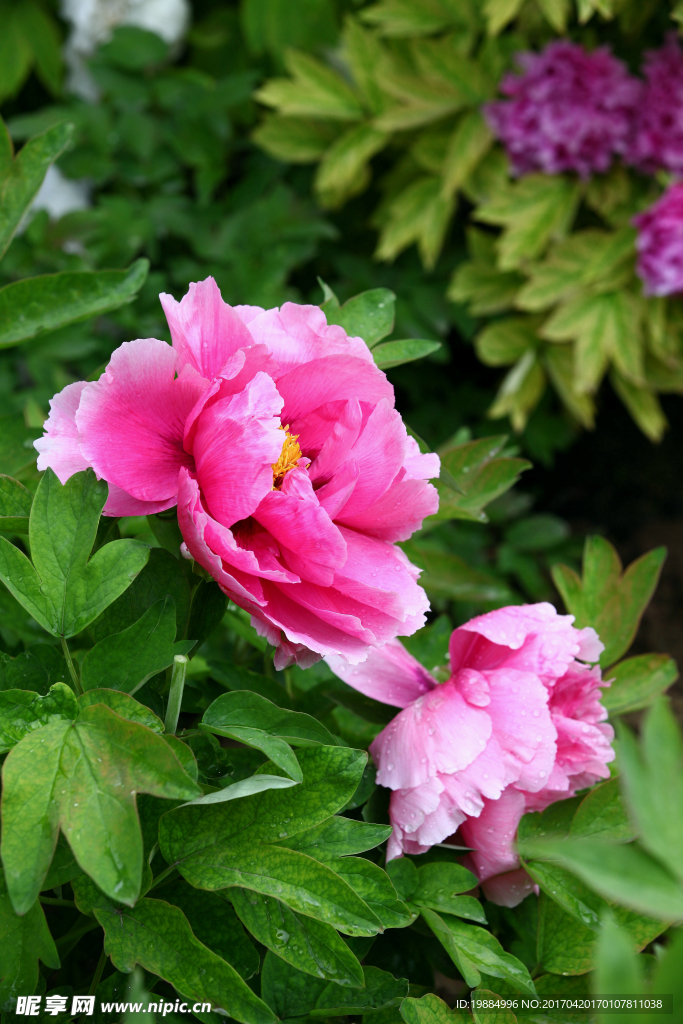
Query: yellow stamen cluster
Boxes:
[{"xmin": 272, "ymin": 425, "xmax": 302, "ymax": 488}]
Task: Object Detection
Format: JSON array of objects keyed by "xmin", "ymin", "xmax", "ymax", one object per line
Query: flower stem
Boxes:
[
  {"xmin": 88, "ymin": 945, "xmax": 107, "ymax": 996},
  {"xmin": 39, "ymin": 896, "xmax": 76, "ymax": 907},
  {"xmin": 164, "ymin": 654, "xmax": 189, "ymax": 735},
  {"xmin": 61, "ymin": 636, "xmax": 83, "ymax": 696}
]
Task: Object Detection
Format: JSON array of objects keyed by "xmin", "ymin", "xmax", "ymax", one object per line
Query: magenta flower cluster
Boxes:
[
  {"xmin": 486, "ymin": 35, "xmax": 683, "ymax": 296},
  {"xmin": 633, "ymin": 184, "xmax": 683, "ymax": 296},
  {"xmin": 484, "ymin": 41, "xmax": 641, "ymax": 179}
]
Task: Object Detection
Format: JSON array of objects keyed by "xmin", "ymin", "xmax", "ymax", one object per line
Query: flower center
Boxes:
[{"xmin": 272, "ymin": 425, "xmax": 302, "ymax": 488}]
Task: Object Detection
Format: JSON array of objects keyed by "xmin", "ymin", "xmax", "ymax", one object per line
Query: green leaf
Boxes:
[
  {"xmin": 323, "ymin": 287, "xmax": 396, "ymax": 347},
  {"xmin": 476, "ymin": 175, "xmax": 580, "ymax": 271},
  {"xmin": 401, "ymin": 541, "xmax": 515, "ymax": 603},
  {"xmin": 475, "ymin": 316, "xmax": 537, "ymax": 368},
  {"xmin": 202, "ymin": 690, "xmax": 337, "ymax": 783},
  {"xmin": 537, "ymin": 893, "xmax": 596, "ymax": 975},
  {"xmin": 0, "ymin": 681, "xmax": 77, "ymax": 753},
  {"xmin": 185, "ymin": 578, "xmax": 227, "ymax": 648},
  {"xmin": 570, "ymin": 778, "xmax": 635, "ymax": 843},
  {"xmin": 163, "ymin": 880, "xmax": 259, "ymax": 980},
  {"xmin": 77, "ymin": 688, "xmax": 165, "ymax": 733},
  {"xmin": 375, "ymin": 176, "xmax": 455, "ymax": 270},
  {"xmin": 442, "ymin": 110, "xmax": 494, "ymax": 197},
  {"xmin": 610, "ymin": 370, "xmax": 668, "ymax": 444},
  {"xmin": 551, "ymin": 536, "xmax": 666, "ymax": 667},
  {"xmin": 262, "ymin": 955, "xmax": 407, "ymax": 1018},
  {"xmin": 81, "ymin": 597, "xmax": 194, "ymax": 694},
  {"xmin": 159, "ymin": 747, "xmax": 378, "ymax": 930},
  {"xmin": 0, "ymin": 469, "xmax": 149, "ymax": 639},
  {"xmin": 594, "ymin": 916, "xmax": 644, "ymax": 1019},
  {"xmin": 181, "ymin": 774, "xmax": 299, "ymax": 807},
  {"xmin": 255, "ymin": 50, "xmax": 364, "ymax": 120},
  {"xmin": 315, "ymin": 123, "xmax": 389, "ymax": 208},
  {"xmin": 522, "ymin": 838, "xmax": 683, "ymax": 920},
  {"xmin": 327, "ymin": 855, "xmax": 415, "ymax": 929},
  {"xmin": 535, "ymin": 0, "xmax": 571, "ymax": 30},
  {"xmin": 483, "ymin": 0, "xmax": 524, "ymax": 34},
  {"xmin": 0, "ymin": 119, "xmax": 73, "ymax": 259},
  {"xmin": 0, "ymin": 12, "xmax": 32, "ymax": 105},
  {"xmin": 76, "ymin": 880, "xmax": 275, "ymax": 1024},
  {"xmin": 15, "ymin": 0, "xmax": 63, "ymax": 96},
  {"xmin": 91, "ymin": 546, "xmax": 192, "ymax": 643},
  {"xmin": 542, "ymin": 292, "xmax": 645, "ymax": 396},
  {"xmin": 617, "ymin": 699, "xmax": 683, "ymax": 885},
  {"xmin": 412, "ymin": 862, "xmax": 482, "ymax": 918},
  {"xmin": 432, "ymin": 435, "xmax": 531, "ymax": 523},
  {"xmin": 517, "ymin": 796, "xmax": 583, "ymax": 852},
  {"xmin": 400, "ymin": 992, "xmax": 471, "ymax": 1024},
  {"xmin": 386, "ymin": 857, "xmax": 418, "ymax": 901},
  {"xmin": 0, "ymin": 261, "xmax": 150, "ymax": 348},
  {"xmin": 0, "ymin": 474, "xmax": 32, "ymax": 532},
  {"xmin": 1, "ymin": 702, "xmax": 200, "ymax": 914},
  {"xmin": 0, "ymin": 644, "xmax": 68, "ymax": 695},
  {"xmin": 278, "ymin": 816, "xmax": 393, "ymax": 860},
  {"xmin": 524, "ymin": 859, "xmax": 608, "ymax": 932},
  {"xmin": 253, "ymin": 114, "xmax": 340, "ymax": 163},
  {"xmin": 230, "ymin": 887, "xmax": 364, "ymax": 985},
  {"xmin": 421, "ymin": 908, "xmax": 536, "ymax": 996},
  {"xmin": 0, "ymin": 868, "xmax": 59, "ymax": 1012},
  {"xmin": 373, "ymin": 338, "xmax": 442, "ymax": 369}
]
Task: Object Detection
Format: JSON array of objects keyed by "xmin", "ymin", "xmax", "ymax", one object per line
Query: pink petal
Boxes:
[
  {"xmin": 308, "ymin": 399, "xmax": 363, "ymax": 484},
  {"xmin": 331, "ymin": 400, "xmax": 408, "ymax": 519},
  {"xmin": 402, "ymin": 436, "xmax": 441, "ymax": 480},
  {"xmin": 34, "ymin": 381, "xmax": 90, "ymax": 483},
  {"xmin": 338, "ymin": 476, "xmax": 439, "ymax": 542},
  {"xmin": 314, "ymin": 460, "xmax": 359, "ymax": 520},
  {"xmin": 103, "ymin": 482, "xmax": 177, "ymax": 517},
  {"xmin": 160, "ymin": 277, "xmax": 255, "ymax": 380},
  {"xmin": 178, "ymin": 469, "xmax": 298, "ymax": 585},
  {"xmin": 325, "ymin": 638, "xmax": 437, "ymax": 708},
  {"xmin": 481, "ymin": 868, "xmax": 537, "ymax": 908},
  {"xmin": 277, "ymin": 355, "xmax": 394, "ymax": 431},
  {"xmin": 332, "ymin": 527, "xmax": 430, "ymax": 629},
  {"xmin": 253, "ymin": 470, "xmax": 347, "ymax": 586},
  {"xmin": 76, "ymin": 339, "xmax": 207, "ymax": 503},
  {"xmin": 459, "ymin": 788, "xmax": 527, "ymax": 882},
  {"xmin": 183, "ymin": 345, "xmax": 280, "ymax": 452},
  {"xmin": 390, "ymin": 776, "xmax": 461, "ymax": 849},
  {"xmin": 192, "ymin": 372, "xmax": 284, "ymax": 527},
  {"xmin": 369, "ymin": 681, "xmax": 492, "ymax": 791},
  {"xmin": 246, "ymin": 303, "xmax": 374, "ymax": 378},
  {"xmin": 481, "ymin": 668, "xmax": 557, "ymax": 793},
  {"xmin": 449, "ymin": 602, "xmax": 587, "ymax": 684}
]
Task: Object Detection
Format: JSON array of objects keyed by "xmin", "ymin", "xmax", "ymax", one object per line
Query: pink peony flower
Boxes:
[
  {"xmin": 35, "ymin": 278, "xmax": 439, "ymax": 669},
  {"xmin": 627, "ymin": 34, "xmax": 683, "ymax": 175},
  {"xmin": 484, "ymin": 40, "xmax": 641, "ymax": 178},
  {"xmin": 327, "ymin": 603, "xmax": 614, "ymax": 907},
  {"xmin": 633, "ymin": 183, "xmax": 683, "ymax": 296}
]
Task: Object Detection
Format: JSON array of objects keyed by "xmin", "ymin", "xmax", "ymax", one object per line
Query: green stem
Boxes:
[
  {"xmin": 164, "ymin": 654, "xmax": 189, "ymax": 735},
  {"xmin": 56, "ymin": 917, "xmax": 100, "ymax": 955},
  {"xmin": 88, "ymin": 945, "xmax": 107, "ymax": 996},
  {"xmin": 61, "ymin": 636, "xmax": 83, "ymax": 696},
  {"xmin": 148, "ymin": 863, "xmax": 178, "ymax": 892},
  {"xmin": 39, "ymin": 896, "xmax": 75, "ymax": 907}
]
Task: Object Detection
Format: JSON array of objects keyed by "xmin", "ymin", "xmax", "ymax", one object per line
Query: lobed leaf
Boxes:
[{"xmin": 1, "ymin": 702, "xmax": 200, "ymax": 914}]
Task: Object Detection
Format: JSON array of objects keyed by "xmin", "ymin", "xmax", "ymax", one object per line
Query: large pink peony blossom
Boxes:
[
  {"xmin": 327, "ymin": 603, "xmax": 614, "ymax": 906},
  {"xmin": 633, "ymin": 183, "xmax": 683, "ymax": 297},
  {"xmin": 484, "ymin": 40, "xmax": 641, "ymax": 178},
  {"xmin": 627, "ymin": 35, "xmax": 683, "ymax": 175},
  {"xmin": 35, "ymin": 278, "xmax": 439, "ymax": 668}
]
